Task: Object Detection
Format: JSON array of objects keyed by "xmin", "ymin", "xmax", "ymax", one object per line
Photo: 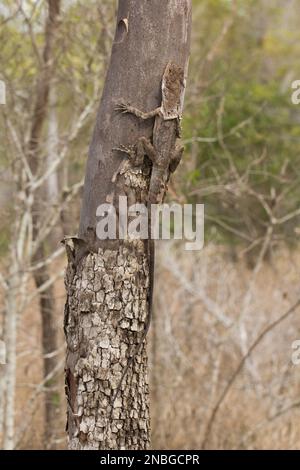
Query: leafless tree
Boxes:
[{"xmin": 0, "ymin": 0, "xmax": 105, "ymax": 449}]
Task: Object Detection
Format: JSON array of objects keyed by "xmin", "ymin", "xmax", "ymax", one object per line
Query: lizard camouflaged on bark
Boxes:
[{"xmin": 111, "ymin": 62, "xmax": 186, "ymax": 413}]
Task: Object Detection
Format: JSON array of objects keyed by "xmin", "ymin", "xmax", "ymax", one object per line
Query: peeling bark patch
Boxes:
[{"xmin": 64, "ymin": 244, "xmax": 150, "ymax": 450}]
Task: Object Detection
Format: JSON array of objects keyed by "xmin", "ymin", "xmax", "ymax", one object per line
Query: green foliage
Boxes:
[
  {"xmin": 181, "ymin": 0, "xmax": 300, "ymax": 251},
  {"xmin": 51, "ymin": 392, "xmax": 60, "ymax": 407}
]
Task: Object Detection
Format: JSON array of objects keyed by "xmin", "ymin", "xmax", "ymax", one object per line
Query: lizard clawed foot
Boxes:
[
  {"xmin": 115, "ymin": 101, "xmax": 131, "ymax": 114},
  {"xmin": 113, "ymin": 144, "xmax": 134, "ymax": 156}
]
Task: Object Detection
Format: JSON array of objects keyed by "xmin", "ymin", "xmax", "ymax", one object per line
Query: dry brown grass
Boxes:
[
  {"xmin": 150, "ymin": 242, "xmax": 300, "ymax": 450},
  {"xmin": 3, "ymin": 243, "xmax": 300, "ymax": 449}
]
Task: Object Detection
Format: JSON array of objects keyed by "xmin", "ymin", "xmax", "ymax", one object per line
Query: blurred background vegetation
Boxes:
[{"xmin": 1, "ymin": 0, "xmax": 300, "ymax": 450}]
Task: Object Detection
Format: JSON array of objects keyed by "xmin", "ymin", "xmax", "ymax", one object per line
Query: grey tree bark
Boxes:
[{"xmin": 64, "ymin": 0, "xmax": 192, "ymax": 450}]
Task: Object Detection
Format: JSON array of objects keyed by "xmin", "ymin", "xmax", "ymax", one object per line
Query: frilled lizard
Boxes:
[{"xmin": 111, "ymin": 62, "xmax": 186, "ymax": 413}]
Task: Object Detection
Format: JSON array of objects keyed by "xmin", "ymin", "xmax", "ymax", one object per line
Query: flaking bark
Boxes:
[{"xmin": 64, "ymin": 243, "xmax": 150, "ymax": 450}]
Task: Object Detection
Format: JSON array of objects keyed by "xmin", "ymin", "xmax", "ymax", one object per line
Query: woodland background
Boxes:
[{"xmin": 1, "ymin": 0, "xmax": 300, "ymax": 449}]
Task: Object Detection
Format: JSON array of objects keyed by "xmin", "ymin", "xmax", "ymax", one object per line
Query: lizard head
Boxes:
[{"xmin": 161, "ymin": 62, "xmax": 186, "ymax": 120}]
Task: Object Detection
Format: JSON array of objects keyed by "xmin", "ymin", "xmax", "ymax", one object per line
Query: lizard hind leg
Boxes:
[{"xmin": 137, "ymin": 136, "xmax": 158, "ymax": 165}]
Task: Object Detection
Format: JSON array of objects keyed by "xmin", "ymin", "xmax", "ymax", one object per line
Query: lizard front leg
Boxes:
[
  {"xmin": 169, "ymin": 142, "xmax": 184, "ymax": 174},
  {"xmin": 116, "ymin": 101, "xmax": 161, "ymax": 121},
  {"xmin": 113, "ymin": 143, "xmax": 144, "ymax": 167},
  {"xmin": 114, "ymin": 137, "xmax": 158, "ymax": 167}
]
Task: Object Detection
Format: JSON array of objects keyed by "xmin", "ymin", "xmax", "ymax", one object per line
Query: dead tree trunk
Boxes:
[
  {"xmin": 3, "ymin": 259, "xmax": 18, "ymax": 450},
  {"xmin": 33, "ymin": 245, "xmax": 59, "ymax": 447},
  {"xmin": 64, "ymin": 0, "xmax": 192, "ymax": 450},
  {"xmin": 27, "ymin": 0, "xmax": 61, "ymax": 449}
]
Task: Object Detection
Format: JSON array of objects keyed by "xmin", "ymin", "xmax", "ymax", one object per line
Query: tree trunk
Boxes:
[
  {"xmin": 64, "ymin": 0, "xmax": 192, "ymax": 450},
  {"xmin": 33, "ymin": 245, "xmax": 59, "ymax": 449},
  {"xmin": 27, "ymin": 0, "xmax": 61, "ymax": 449},
  {"xmin": 3, "ymin": 259, "xmax": 18, "ymax": 449}
]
